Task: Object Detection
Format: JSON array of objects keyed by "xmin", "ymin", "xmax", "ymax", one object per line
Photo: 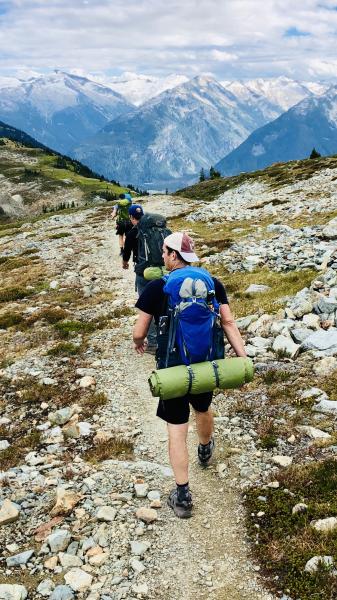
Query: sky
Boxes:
[{"xmin": 1, "ymin": 0, "xmax": 337, "ymax": 83}]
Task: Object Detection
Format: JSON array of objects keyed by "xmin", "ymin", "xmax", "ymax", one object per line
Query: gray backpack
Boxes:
[{"xmin": 135, "ymin": 213, "xmax": 171, "ymax": 276}]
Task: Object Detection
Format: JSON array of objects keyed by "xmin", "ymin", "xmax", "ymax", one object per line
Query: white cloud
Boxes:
[
  {"xmin": 211, "ymin": 50, "xmax": 238, "ymax": 62},
  {"xmin": 0, "ymin": 0, "xmax": 336, "ymax": 81}
]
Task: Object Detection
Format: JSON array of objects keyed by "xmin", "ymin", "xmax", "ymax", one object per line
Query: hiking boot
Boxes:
[
  {"xmin": 167, "ymin": 489, "xmax": 193, "ymax": 519},
  {"xmin": 198, "ymin": 437, "xmax": 215, "ymax": 467}
]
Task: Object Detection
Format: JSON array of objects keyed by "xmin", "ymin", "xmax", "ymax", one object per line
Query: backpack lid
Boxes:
[
  {"xmin": 163, "ymin": 266, "xmax": 215, "ymax": 306},
  {"xmin": 138, "ymin": 213, "xmax": 167, "ymax": 230}
]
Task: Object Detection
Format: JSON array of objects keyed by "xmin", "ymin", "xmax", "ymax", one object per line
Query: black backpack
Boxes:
[{"xmin": 135, "ymin": 213, "xmax": 171, "ymax": 276}]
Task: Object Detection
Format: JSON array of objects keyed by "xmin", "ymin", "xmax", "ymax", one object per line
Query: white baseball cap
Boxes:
[{"xmin": 164, "ymin": 232, "xmax": 199, "ymax": 263}]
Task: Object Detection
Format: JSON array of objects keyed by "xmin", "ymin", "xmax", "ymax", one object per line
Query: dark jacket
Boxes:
[{"xmin": 122, "ymin": 225, "xmax": 138, "ymax": 263}]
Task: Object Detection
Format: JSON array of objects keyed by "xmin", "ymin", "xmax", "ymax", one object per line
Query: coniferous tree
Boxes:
[
  {"xmin": 310, "ymin": 148, "xmax": 321, "ymax": 159},
  {"xmin": 209, "ymin": 166, "xmax": 221, "ymax": 179},
  {"xmin": 199, "ymin": 168, "xmax": 206, "ymax": 182}
]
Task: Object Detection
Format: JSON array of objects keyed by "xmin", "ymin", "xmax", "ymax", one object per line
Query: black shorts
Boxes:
[
  {"xmin": 156, "ymin": 392, "xmax": 213, "ymax": 425},
  {"xmin": 116, "ymin": 220, "xmax": 132, "ymax": 235}
]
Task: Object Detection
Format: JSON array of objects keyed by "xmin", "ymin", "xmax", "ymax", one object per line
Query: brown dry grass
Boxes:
[{"xmin": 83, "ymin": 438, "xmax": 134, "ymax": 463}]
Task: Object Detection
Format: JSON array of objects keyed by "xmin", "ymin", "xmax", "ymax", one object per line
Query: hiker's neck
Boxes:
[{"xmin": 170, "ymin": 261, "xmax": 190, "ymax": 271}]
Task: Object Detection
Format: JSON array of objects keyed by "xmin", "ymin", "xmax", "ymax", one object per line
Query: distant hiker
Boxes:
[
  {"xmin": 133, "ymin": 232, "xmax": 247, "ymax": 518},
  {"xmin": 111, "ymin": 193, "xmax": 133, "ymax": 256},
  {"xmin": 123, "ymin": 205, "xmax": 171, "ymax": 353}
]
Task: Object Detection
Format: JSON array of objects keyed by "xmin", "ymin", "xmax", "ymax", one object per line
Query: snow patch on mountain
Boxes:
[{"xmin": 107, "ymin": 72, "xmax": 189, "ymax": 106}]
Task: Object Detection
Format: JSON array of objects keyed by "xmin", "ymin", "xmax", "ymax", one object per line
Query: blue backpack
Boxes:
[{"xmin": 162, "ymin": 266, "xmax": 224, "ymax": 367}]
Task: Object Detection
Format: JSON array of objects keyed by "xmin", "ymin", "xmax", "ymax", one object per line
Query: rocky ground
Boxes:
[
  {"xmin": 0, "ymin": 184, "xmax": 337, "ymax": 599},
  {"xmin": 0, "ymin": 201, "xmax": 275, "ymax": 600}
]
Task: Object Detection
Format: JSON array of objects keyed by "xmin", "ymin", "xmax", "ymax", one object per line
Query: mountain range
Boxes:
[
  {"xmin": 0, "ymin": 71, "xmax": 133, "ymax": 155},
  {"xmin": 216, "ymin": 84, "xmax": 337, "ymax": 176},
  {"xmin": 0, "ymin": 70, "xmax": 331, "ymax": 189},
  {"xmin": 73, "ymin": 75, "xmax": 276, "ymax": 190}
]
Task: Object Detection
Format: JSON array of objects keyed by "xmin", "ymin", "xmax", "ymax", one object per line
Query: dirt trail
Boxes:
[{"xmin": 94, "ymin": 199, "xmax": 275, "ymax": 600}]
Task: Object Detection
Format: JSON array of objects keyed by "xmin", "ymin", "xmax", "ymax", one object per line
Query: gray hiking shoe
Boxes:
[
  {"xmin": 167, "ymin": 489, "xmax": 193, "ymax": 519},
  {"xmin": 198, "ymin": 437, "xmax": 215, "ymax": 467}
]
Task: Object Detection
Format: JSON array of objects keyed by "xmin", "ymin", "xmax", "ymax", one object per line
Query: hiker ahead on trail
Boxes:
[
  {"xmin": 133, "ymin": 232, "xmax": 247, "ymax": 519},
  {"xmin": 123, "ymin": 204, "xmax": 171, "ymax": 352},
  {"xmin": 111, "ymin": 193, "xmax": 133, "ymax": 256}
]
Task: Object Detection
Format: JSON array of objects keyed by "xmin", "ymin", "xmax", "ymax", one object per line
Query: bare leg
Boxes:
[
  {"xmin": 194, "ymin": 408, "xmax": 213, "ymax": 445},
  {"xmin": 167, "ymin": 422, "xmax": 189, "ymax": 484},
  {"xmin": 118, "ymin": 234, "xmax": 124, "ymax": 250}
]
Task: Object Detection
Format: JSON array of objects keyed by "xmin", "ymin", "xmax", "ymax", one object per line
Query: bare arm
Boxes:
[
  {"xmin": 133, "ymin": 310, "xmax": 152, "ymax": 354},
  {"xmin": 111, "ymin": 206, "xmax": 117, "ymax": 219},
  {"xmin": 220, "ymin": 304, "xmax": 247, "ymax": 357}
]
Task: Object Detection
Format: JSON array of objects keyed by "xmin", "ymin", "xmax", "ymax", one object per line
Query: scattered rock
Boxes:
[
  {"xmin": 136, "ymin": 507, "xmax": 158, "ymax": 523},
  {"xmin": 313, "ymin": 356, "xmax": 337, "ymax": 377},
  {"xmin": 304, "ymin": 555, "xmax": 334, "ymax": 573},
  {"xmin": 6, "ymin": 550, "xmax": 34, "ymax": 567},
  {"xmin": 272, "ymin": 456, "xmax": 293, "ymax": 467},
  {"xmin": 47, "ymin": 529, "xmax": 71, "ymax": 553},
  {"xmin": 49, "ymin": 586, "xmax": 75, "ymax": 600},
  {"xmin": 0, "ymin": 585, "xmax": 28, "ymax": 600},
  {"xmin": 96, "ymin": 506, "xmax": 116, "ymax": 522},
  {"xmin": 50, "ymin": 487, "xmax": 82, "ymax": 517},
  {"xmin": 292, "ymin": 503, "xmax": 308, "ymax": 515},
  {"xmin": 0, "ymin": 499, "xmax": 20, "ymax": 526},
  {"xmin": 311, "ymin": 517, "xmax": 337, "ymax": 533},
  {"xmin": 296, "ymin": 425, "xmax": 331, "ymax": 440},
  {"xmin": 64, "ymin": 568, "xmax": 93, "ymax": 592},
  {"xmin": 78, "ymin": 376, "xmax": 96, "ymax": 388}
]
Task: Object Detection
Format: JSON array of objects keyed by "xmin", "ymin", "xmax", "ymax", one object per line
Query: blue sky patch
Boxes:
[{"xmin": 284, "ymin": 27, "xmax": 311, "ymax": 37}]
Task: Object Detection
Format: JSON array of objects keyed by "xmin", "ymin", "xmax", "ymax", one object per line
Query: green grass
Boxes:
[
  {"xmin": 175, "ymin": 155, "xmax": 337, "ymax": 202},
  {"xmin": 245, "ymin": 459, "xmax": 337, "ymax": 600},
  {"xmin": 0, "ymin": 257, "xmax": 36, "ymax": 272},
  {"xmin": 37, "ymin": 153, "xmax": 129, "ymax": 195},
  {"xmin": 210, "ymin": 267, "xmax": 317, "ymax": 318},
  {"xmin": 46, "ymin": 342, "xmax": 82, "ymax": 356},
  {"xmin": 0, "ymin": 286, "xmax": 35, "ymax": 303},
  {"xmin": 0, "ymin": 430, "xmax": 41, "ymax": 470},
  {"xmin": 54, "ymin": 319, "xmax": 97, "ymax": 338},
  {"xmin": 26, "ymin": 307, "xmax": 69, "ymax": 325},
  {"xmin": 0, "ymin": 311, "xmax": 24, "ymax": 329}
]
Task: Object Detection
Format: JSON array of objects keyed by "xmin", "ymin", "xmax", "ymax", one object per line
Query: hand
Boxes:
[
  {"xmin": 134, "ymin": 339, "xmax": 147, "ymax": 354},
  {"xmin": 122, "ymin": 261, "xmax": 129, "ymax": 270}
]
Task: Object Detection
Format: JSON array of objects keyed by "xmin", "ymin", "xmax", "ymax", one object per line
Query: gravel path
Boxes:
[
  {"xmin": 0, "ymin": 201, "xmax": 275, "ymax": 599},
  {"xmin": 86, "ymin": 204, "xmax": 275, "ymax": 600}
]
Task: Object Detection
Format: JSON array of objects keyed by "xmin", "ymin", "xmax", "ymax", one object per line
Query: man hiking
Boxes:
[
  {"xmin": 133, "ymin": 232, "xmax": 247, "ymax": 518},
  {"xmin": 123, "ymin": 204, "xmax": 171, "ymax": 353},
  {"xmin": 111, "ymin": 193, "xmax": 133, "ymax": 256}
]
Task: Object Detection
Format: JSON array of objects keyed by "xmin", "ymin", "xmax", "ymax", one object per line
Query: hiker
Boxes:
[
  {"xmin": 133, "ymin": 232, "xmax": 247, "ymax": 518},
  {"xmin": 111, "ymin": 193, "xmax": 133, "ymax": 256},
  {"xmin": 123, "ymin": 204, "xmax": 171, "ymax": 353}
]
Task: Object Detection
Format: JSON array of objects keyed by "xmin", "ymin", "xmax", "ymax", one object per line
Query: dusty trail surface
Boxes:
[
  {"xmin": 86, "ymin": 200, "xmax": 274, "ymax": 600},
  {"xmin": 0, "ymin": 199, "xmax": 275, "ymax": 600}
]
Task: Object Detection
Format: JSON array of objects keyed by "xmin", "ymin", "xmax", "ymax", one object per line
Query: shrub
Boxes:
[
  {"xmin": 0, "ymin": 286, "xmax": 35, "ymax": 303},
  {"xmin": 54, "ymin": 320, "xmax": 96, "ymax": 338},
  {"xmin": 83, "ymin": 437, "xmax": 134, "ymax": 464},
  {"xmin": 0, "ymin": 312, "xmax": 24, "ymax": 329},
  {"xmin": 47, "ymin": 342, "xmax": 81, "ymax": 356}
]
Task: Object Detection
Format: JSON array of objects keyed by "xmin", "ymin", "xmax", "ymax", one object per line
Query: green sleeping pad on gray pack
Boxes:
[
  {"xmin": 148, "ymin": 357, "xmax": 254, "ymax": 401},
  {"xmin": 143, "ymin": 266, "xmax": 169, "ymax": 280}
]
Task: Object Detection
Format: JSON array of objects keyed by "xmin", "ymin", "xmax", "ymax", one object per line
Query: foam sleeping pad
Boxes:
[
  {"xmin": 143, "ymin": 266, "xmax": 169, "ymax": 280},
  {"xmin": 148, "ymin": 357, "xmax": 254, "ymax": 400}
]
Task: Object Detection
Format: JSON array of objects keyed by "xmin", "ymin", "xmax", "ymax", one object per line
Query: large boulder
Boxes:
[
  {"xmin": 0, "ymin": 586, "xmax": 28, "ymax": 600},
  {"xmin": 302, "ymin": 328, "xmax": 337, "ymax": 352},
  {"xmin": 322, "ymin": 217, "xmax": 337, "ymax": 239}
]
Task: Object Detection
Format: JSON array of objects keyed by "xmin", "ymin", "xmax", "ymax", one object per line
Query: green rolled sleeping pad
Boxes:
[
  {"xmin": 143, "ymin": 266, "xmax": 169, "ymax": 280},
  {"xmin": 148, "ymin": 357, "xmax": 254, "ymax": 401}
]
